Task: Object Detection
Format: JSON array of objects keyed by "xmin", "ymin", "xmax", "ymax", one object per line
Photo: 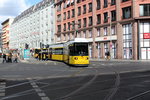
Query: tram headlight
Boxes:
[{"xmin": 74, "ymin": 57, "xmax": 78, "ymax": 60}]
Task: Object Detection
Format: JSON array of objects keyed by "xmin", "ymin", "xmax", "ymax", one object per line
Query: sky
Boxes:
[{"xmin": 0, "ymin": 0, "xmax": 42, "ymax": 28}]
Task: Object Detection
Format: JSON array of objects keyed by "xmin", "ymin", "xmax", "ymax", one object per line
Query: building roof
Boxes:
[
  {"xmin": 1, "ymin": 19, "xmax": 9, "ymax": 25},
  {"xmin": 13, "ymin": 0, "xmax": 54, "ymax": 24}
]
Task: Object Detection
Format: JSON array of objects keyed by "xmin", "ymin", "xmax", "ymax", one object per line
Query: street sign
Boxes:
[{"xmin": 24, "ymin": 49, "xmax": 30, "ymax": 59}]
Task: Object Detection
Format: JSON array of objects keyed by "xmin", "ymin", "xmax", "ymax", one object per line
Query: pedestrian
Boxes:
[
  {"xmin": 105, "ymin": 51, "xmax": 110, "ymax": 60},
  {"xmin": 2, "ymin": 53, "xmax": 7, "ymax": 63},
  {"xmin": 8, "ymin": 53, "xmax": 12, "ymax": 63},
  {"xmin": 13, "ymin": 53, "xmax": 18, "ymax": 63}
]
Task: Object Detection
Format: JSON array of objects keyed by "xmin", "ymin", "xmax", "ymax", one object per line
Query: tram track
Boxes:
[
  {"xmin": 101, "ymin": 65, "xmax": 120, "ymax": 100},
  {"xmin": 54, "ymin": 69, "xmax": 98, "ymax": 100}
]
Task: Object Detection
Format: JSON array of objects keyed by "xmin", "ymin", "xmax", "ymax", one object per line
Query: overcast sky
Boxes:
[{"xmin": 0, "ymin": 0, "xmax": 42, "ymax": 28}]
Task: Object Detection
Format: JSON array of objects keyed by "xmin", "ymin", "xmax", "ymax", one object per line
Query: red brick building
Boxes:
[{"xmin": 54, "ymin": 0, "xmax": 150, "ymax": 60}]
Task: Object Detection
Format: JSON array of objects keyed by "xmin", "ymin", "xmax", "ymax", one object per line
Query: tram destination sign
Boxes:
[{"xmin": 143, "ymin": 33, "xmax": 150, "ymax": 39}]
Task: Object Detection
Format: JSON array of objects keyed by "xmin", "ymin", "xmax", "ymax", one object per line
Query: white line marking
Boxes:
[
  {"xmin": 29, "ymin": 79, "xmax": 50, "ymax": 100},
  {"xmin": 0, "ymin": 81, "xmax": 6, "ymax": 97}
]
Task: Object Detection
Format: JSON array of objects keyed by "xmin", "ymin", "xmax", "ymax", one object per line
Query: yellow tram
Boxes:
[
  {"xmin": 63, "ymin": 38, "xmax": 89, "ymax": 66},
  {"xmin": 49, "ymin": 38, "xmax": 89, "ymax": 66},
  {"xmin": 34, "ymin": 38, "xmax": 89, "ymax": 66},
  {"xmin": 49, "ymin": 43, "xmax": 64, "ymax": 61}
]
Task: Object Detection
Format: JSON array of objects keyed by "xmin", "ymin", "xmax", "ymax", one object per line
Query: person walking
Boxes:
[
  {"xmin": 2, "ymin": 53, "xmax": 7, "ymax": 63},
  {"xmin": 8, "ymin": 53, "xmax": 12, "ymax": 63},
  {"xmin": 13, "ymin": 53, "xmax": 18, "ymax": 63},
  {"xmin": 105, "ymin": 51, "xmax": 110, "ymax": 60}
]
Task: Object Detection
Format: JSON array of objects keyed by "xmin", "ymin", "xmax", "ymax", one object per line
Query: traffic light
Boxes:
[{"xmin": 25, "ymin": 43, "xmax": 29, "ymax": 49}]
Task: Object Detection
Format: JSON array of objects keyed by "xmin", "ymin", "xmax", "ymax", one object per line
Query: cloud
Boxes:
[{"xmin": 0, "ymin": 0, "xmax": 29, "ymax": 27}]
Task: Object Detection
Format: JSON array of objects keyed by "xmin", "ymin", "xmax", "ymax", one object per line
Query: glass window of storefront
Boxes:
[
  {"xmin": 104, "ymin": 43, "xmax": 108, "ymax": 54},
  {"xmin": 139, "ymin": 22, "xmax": 150, "ymax": 60},
  {"xmin": 123, "ymin": 24, "xmax": 132, "ymax": 59},
  {"xmin": 112, "ymin": 42, "xmax": 116, "ymax": 58},
  {"xmin": 97, "ymin": 43, "xmax": 101, "ymax": 58}
]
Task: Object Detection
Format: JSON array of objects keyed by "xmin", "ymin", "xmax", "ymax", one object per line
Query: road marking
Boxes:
[
  {"xmin": 0, "ymin": 81, "xmax": 6, "ymax": 97},
  {"xmin": 29, "ymin": 79, "xmax": 50, "ymax": 100}
]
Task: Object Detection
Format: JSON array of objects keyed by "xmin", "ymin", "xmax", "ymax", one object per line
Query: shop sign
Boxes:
[
  {"xmin": 103, "ymin": 37, "xmax": 107, "ymax": 40},
  {"xmin": 143, "ymin": 33, "xmax": 150, "ymax": 39}
]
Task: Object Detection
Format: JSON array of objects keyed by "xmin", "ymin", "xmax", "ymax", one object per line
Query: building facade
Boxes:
[
  {"xmin": 9, "ymin": 0, "xmax": 55, "ymax": 50},
  {"xmin": 1, "ymin": 18, "xmax": 14, "ymax": 52},
  {"xmin": 54, "ymin": 0, "xmax": 150, "ymax": 60},
  {"xmin": 0, "ymin": 29, "xmax": 3, "ymax": 52}
]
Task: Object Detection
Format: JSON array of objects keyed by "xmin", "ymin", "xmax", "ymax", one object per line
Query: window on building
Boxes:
[
  {"xmin": 57, "ymin": 35, "xmax": 61, "ymax": 41},
  {"xmin": 72, "ymin": 21, "xmax": 75, "ymax": 30},
  {"xmin": 111, "ymin": 26, "xmax": 116, "ymax": 35},
  {"xmin": 104, "ymin": 27, "xmax": 108, "ymax": 36},
  {"xmin": 78, "ymin": 19, "xmax": 81, "ymax": 28},
  {"xmin": 83, "ymin": 18, "xmax": 87, "ymax": 27},
  {"xmin": 68, "ymin": 22, "xmax": 70, "ymax": 31},
  {"xmin": 111, "ymin": 0, "xmax": 116, "ymax": 5},
  {"xmin": 89, "ymin": 3, "xmax": 92, "ymax": 12},
  {"xmin": 78, "ymin": 7, "xmax": 81, "ymax": 16},
  {"xmin": 89, "ymin": 30, "xmax": 92, "ymax": 38},
  {"xmin": 122, "ymin": 6, "xmax": 131, "ymax": 19},
  {"xmin": 83, "ymin": 5, "xmax": 86, "ymax": 14},
  {"xmin": 63, "ymin": 2, "xmax": 67, "ymax": 8},
  {"xmin": 64, "ymin": 23, "xmax": 66, "ymax": 31},
  {"xmin": 97, "ymin": 28, "xmax": 100, "ymax": 37},
  {"xmin": 77, "ymin": 0, "xmax": 81, "ymax": 3},
  {"xmin": 97, "ymin": 14, "xmax": 101, "ymax": 24},
  {"xmin": 104, "ymin": 0, "xmax": 108, "ymax": 8},
  {"xmin": 122, "ymin": 0, "xmax": 129, "ymax": 2},
  {"xmin": 57, "ymin": 25, "xmax": 61, "ymax": 32},
  {"xmin": 89, "ymin": 16, "xmax": 93, "ymax": 26},
  {"xmin": 104, "ymin": 12, "xmax": 108, "ymax": 23},
  {"xmin": 67, "ymin": 11, "xmax": 70, "ymax": 19},
  {"xmin": 77, "ymin": 31, "xmax": 81, "ymax": 38},
  {"xmin": 140, "ymin": 4, "xmax": 150, "ymax": 16},
  {"xmin": 57, "ymin": 14, "xmax": 61, "ymax": 22},
  {"xmin": 97, "ymin": 0, "xmax": 101, "ymax": 10},
  {"xmin": 111, "ymin": 10, "xmax": 116, "ymax": 21},
  {"xmin": 72, "ymin": 9, "xmax": 75, "ymax": 17},
  {"xmin": 63, "ymin": 12, "xmax": 66, "ymax": 20},
  {"xmin": 83, "ymin": 31, "xmax": 86, "ymax": 38},
  {"xmin": 57, "ymin": 4, "xmax": 61, "ymax": 11}
]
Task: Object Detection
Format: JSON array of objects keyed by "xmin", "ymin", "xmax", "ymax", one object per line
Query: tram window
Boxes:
[
  {"xmin": 74, "ymin": 43, "xmax": 88, "ymax": 56},
  {"xmin": 69, "ymin": 45, "xmax": 74, "ymax": 56},
  {"xmin": 54, "ymin": 48, "xmax": 63, "ymax": 55}
]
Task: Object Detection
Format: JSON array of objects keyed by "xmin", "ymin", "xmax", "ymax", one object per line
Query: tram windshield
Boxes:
[{"xmin": 74, "ymin": 43, "xmax": 88, "ymax": 56}]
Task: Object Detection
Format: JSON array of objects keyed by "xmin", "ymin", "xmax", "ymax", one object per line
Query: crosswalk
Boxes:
[{"xmin": 0, "ymin": 80, "xmax": 6, "ymax": 98}]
